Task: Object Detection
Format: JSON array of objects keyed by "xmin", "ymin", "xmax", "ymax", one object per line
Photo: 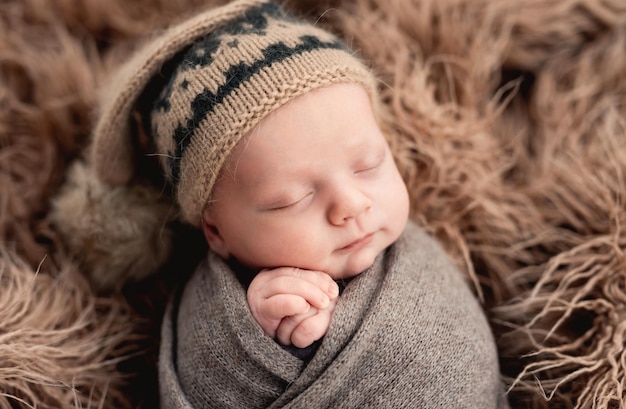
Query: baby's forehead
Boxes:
[
  {"xmin": 230, "ymin": 130, "xmax": 387, "ymax": 181},
  {"xmin": 215, "ymin": 82, "xmax": 385, "ymax": 180}
]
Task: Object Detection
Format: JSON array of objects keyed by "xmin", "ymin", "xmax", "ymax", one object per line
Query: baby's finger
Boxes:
[
  {"xmin": 289, "ymin": 268, "xmax": 339, "ymax": 300},
  {"xmin": 258, "ymin": 268, "xmax": 339, "ymax": 301},
  {"xmin": 260, "ymin": 274, "xmax": 333, "ymax": 310},
  {"xmin": 290, "ymin": 311, "xmax": 331, "ymax": 348},
  {"xmin": 275, "ymin": 308, "xmax": 317, "ymax": 345},
  {"xmin": 262, "ymin": 294, "xmax": 310, "ymax": 320}
]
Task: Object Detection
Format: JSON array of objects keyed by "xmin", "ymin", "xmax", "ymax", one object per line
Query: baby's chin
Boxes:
[{"xmin": 328, "ymin": 248, "xmax": 382, "ymax": 280}]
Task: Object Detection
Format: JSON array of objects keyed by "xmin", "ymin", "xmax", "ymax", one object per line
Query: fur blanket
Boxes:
[{"xmin": 1, "ymin": 0, "xmax": 625, "ymax": 408}]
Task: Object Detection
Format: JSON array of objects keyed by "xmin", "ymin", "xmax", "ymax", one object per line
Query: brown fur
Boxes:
[
  {"xmin": 0, "ymin": 250, "xmax": 139, "ymax": 409},
  {"xmin": 1, "ymin": 0, "xmax": 626, "ymax": 407}
]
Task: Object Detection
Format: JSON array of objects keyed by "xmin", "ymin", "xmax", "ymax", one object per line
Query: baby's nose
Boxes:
[{"xmin": 328, "ymin": 188, "xmax": 372, "ymax": 226}]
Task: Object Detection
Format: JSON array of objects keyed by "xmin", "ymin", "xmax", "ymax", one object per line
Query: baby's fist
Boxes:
[{"xmin": 247, "ymin": 267, "xmax": 338, "ymax": 339}]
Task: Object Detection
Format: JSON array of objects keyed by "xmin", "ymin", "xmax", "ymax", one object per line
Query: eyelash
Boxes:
[
  {"xmin": 268, "ymin": 192, "xmax": 312, "ymax": 211},
  {"xmin": 356, "ymin": 155, "xmax": 385, "ymax": 174}
]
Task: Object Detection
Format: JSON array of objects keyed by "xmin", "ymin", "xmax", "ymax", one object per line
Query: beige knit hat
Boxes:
[{"xmin": 90, "ymin": 0, "xmax": 377, "ymax": 226}]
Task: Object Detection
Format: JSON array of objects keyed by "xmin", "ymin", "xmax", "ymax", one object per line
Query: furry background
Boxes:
[{"xmin": 1, "ymin": 0, "xmax": 626, "ymax": 408}]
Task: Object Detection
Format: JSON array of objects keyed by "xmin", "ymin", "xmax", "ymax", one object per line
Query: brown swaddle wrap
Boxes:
[{"xmin": 159, "ymin": 221, "xmax": 509, "ymax": 408}]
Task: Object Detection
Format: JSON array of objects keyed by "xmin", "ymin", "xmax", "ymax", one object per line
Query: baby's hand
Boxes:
[
  {"xmin": 275, "ymin": 297, "xmax": 338, "ymax": 348},
  {"xmin": 247, "ymin": 267, "xmax": 339, "ymax": 342}
]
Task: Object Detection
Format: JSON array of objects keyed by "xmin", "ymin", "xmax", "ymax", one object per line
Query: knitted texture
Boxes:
[
  {"xmin": 90, "ymin": 0, "xmax": 376, "ymax": 226},
  {"xmin": 160, "ymin": 221, "xmax": 510, "ymax": 408}
]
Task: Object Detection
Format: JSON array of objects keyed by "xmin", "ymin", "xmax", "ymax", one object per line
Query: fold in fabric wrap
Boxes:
[{"xmin": 159, "ymin": 221, "xmax": 509, "ymax": 408}]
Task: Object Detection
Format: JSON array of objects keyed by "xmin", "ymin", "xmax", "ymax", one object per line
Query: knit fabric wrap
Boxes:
[
  {"xmin": 159, "ymin": 221, "xmax": 510, "ymax": 408},
  {"xmin": 90, "ymin": 0, "xmax": 377, "ymax": 226}
]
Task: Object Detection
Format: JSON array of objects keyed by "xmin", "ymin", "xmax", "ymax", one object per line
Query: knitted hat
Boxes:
[{"xmin": 90, "ymin": 0, "xmax": 377, "ymax": 226}]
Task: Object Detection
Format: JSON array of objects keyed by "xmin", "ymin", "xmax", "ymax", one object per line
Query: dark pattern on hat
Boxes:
[{"xmin": 153, "ymin": 3, "xmax": 345, "ymax": 183}]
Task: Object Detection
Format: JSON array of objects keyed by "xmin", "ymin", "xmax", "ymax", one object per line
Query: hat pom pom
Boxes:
[{"xmin": 50, "ymin": 160, "xmax": 175, "ymax": 291}]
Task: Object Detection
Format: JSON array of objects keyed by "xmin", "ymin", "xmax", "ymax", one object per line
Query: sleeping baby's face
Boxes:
[{"xmin": 202, "ymin": 83, "xmax": 409, "ymax": 280}]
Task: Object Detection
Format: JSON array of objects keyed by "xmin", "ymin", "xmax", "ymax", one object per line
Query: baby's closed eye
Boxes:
[
  {"xmin": 353, "ymin": 149, "xmax": 386, "ymax": 175},
  {"xmin": 266, "ymin": 191, "xmax": 314, "ymax": 211}
]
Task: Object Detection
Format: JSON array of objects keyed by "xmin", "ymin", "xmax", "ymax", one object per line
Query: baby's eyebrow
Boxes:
[
  {"xmin": 242, "ymin": 170, "xmax": 291, "ymax": 194},
  {"xmin": 251, "ymin": 163, "xmax": 311, "ymax": 185},
  {"xmin": 350, "ymin": 141, "xmax": 386, "ymax": 161}
]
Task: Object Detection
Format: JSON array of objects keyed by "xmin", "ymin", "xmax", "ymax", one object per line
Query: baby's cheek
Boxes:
[
  {"xmin": 388, "ymin": 177, "xmax": 410, "ymax": 229},
  {"xmin": 268, "ymin": 230, "xmax": 328, "ymax": 268}
]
